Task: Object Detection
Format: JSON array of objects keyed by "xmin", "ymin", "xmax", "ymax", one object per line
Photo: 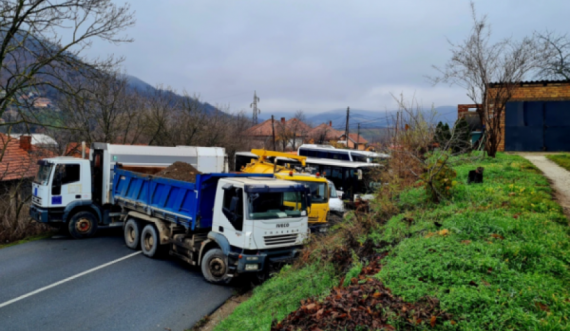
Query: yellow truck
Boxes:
[{"xmin": 239, "ymin": 149, "xmax": 330, "ymax": 233}]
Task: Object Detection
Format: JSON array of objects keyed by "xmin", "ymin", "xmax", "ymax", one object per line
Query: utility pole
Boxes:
[
  {"xmin": 271, "ymin": 115, "xmax": 276, "ymax": 150},
  {"xmin": 345, "ymin": 106, "xmax": 350, "ymax": 148},
  {"xmin": 356, "ymin": 123, "xmax": 360, "ymax": 150},
  {"xmin": 250, "ymin": 90, "xmax": 260, "ymax": 125}
]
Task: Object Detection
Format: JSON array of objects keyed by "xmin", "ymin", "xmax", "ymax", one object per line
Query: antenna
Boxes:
[{"xmin": 250, "ymin": 90, "xmax": 261, "ymax": 124}]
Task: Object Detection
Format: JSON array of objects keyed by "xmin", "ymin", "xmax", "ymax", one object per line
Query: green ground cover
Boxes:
[
  {"xmin": 218, "ymin": 153, "xmax": 570, "ymax": 330},
  {"xmin": 547, "ymin": 153, "xmax": 570, "ymax": 172}
]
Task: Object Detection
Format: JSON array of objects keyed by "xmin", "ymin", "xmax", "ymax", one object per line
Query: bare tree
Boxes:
[
  {"xmin": 55, "ymin": 69, "xmax": 145, "ymax": 146},
  {"xmin": 0, "ymin": 0, "xmax": 135, "ymax": 159},
  {"xmin": 432, "ymin": 2, "xmax": 545, "ymax": 157},
  {"xmin": 537, "ymin": 31, "xmax": 570, "ymax": 81}
]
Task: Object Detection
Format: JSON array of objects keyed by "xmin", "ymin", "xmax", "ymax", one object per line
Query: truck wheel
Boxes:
[
  {"xmin": 201, "ymin": 248, "xmax": 231, "ymax": 285},
  {"xmin": 124, "ymin": 218, "xmax": 141, "ymax": 250},
  {"xmin": 68, "ymin": 211, "xmax": 98, "ymax": 239},
  {"xmin": 141, "ymin": 224, "xmax": 162, "ymax": 258}
]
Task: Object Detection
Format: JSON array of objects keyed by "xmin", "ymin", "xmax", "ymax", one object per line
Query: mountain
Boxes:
[
  {"xmin": 123, "ymin": 75, "xmax": 220, "ymax": 115},
  {"xmin": 258, "ymin": 106, "xmax": 458, "ymax": 129}
]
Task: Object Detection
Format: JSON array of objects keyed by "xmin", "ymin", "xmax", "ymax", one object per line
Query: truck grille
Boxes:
[
  {"xmin": 309, "ymin": 217, "xmax": 319, "ymax": 223},
  {"xmin": 264, "ymin": 234, "xmax": 298, "ymax": 246},
  {"xmin": 32, "ymin": 196, "xmax": 42, "ymax": 205}
]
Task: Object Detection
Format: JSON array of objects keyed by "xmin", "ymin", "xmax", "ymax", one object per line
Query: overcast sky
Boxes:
[{"xmin": 89, "ymin": 0, "xmax": 569, "ymax": 114}]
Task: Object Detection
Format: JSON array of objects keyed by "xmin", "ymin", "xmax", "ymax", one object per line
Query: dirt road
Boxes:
[{"xmin": 522, "ymin": 155, "xmax": 570, "ymax": 218}]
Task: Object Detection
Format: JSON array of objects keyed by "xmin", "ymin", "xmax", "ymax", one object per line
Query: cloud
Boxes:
[{"xmin": 90, "ymin": 0, "xmax": 570, "ymax": 114}]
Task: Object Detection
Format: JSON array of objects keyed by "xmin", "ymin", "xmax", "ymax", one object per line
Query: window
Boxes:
[
  {"xmin": 222, "ymin": 187, "xmax": 244, "ymax": 231},
  {"xmin": 249, "ymin": 191, "xmax": 306, "ymax": 220},
  {"xmin": 297, "ymin": 181, "xmax": 327, "ymax": 203},
  {"xmin": 34, "ymin": 163, "xmax": 53, "ymax": 185},
  {"xmin": 352, "ymin": 153, "xmax": 369, "ymax": 163},
  {"xmin": 54, "ymin": 164, "xmax": 80, "ymax": 185}
]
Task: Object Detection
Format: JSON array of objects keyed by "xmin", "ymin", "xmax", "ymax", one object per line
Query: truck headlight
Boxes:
[{"xmin": 245, "ymin": 264, "xmax": 259, "ymax": 271}]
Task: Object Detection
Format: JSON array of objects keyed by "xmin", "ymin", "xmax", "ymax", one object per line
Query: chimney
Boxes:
[
  {"xmin": 329, "ymin": 121, "xmax": 332, "ymax": 127},
  {"xmin": 281, "ymin": 117, "xmax": 286, "ymax": 124},
  {"xmin": 20, "ymin": 135, "xmax": 32, "ymax": 151}
]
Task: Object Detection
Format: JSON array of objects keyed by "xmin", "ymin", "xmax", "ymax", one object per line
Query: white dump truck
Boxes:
[{"xmin": 29, "ymin": 143, "xmax": 227, "ymax": 238}]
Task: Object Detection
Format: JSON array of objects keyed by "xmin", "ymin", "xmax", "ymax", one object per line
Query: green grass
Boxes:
[
  {"xmin": 373, "ymin": 153, "xmax": 570, "ymax": 330},
  {"xmin": 0, "ymin": 232, "xmax": 53, "ymax": 249},
  {"xmin": 547, "ymin": 153, "xmax": 570, "ymax": 172},
  {"xmin": 214, "ymin": 263, "xmax": 337, "ymax": 331}
]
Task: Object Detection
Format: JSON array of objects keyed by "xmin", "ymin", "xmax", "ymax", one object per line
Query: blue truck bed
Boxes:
[{"xmin": 112, "ymin": 166, "xmax": 273, "ymax": 230}]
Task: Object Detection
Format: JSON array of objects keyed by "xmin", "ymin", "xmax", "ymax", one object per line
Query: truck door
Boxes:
[
  {"xmin": 217, "ymin": 186, "xmax": 246, "ymax": 246},
  {"xmin": 50, "ymin": 163, "xmax": 82, "ymax": 207}
]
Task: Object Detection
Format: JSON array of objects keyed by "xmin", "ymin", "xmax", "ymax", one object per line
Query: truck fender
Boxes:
[
  {"xmin": 63, "ymin": 201, "xmax": 102, "ymax": 224},
  {"xmin": 198, "ymin": 232, "xmax": 231, "ymax": 266},
  {"xmin": 126, "ymin": 211, "xmax": 171, "ymax": 245}
]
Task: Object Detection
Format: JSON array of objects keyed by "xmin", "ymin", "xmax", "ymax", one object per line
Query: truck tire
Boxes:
[
  {"xmin": 141, "ymin": 224, "xmax": 163, "ymax": 258},
  {"xmin": 68, "ymin": 211, "xmax": 98, "ymax": 239},
  {"xmin": 124, "ymin": 218, "xmax": 141, "ymax": 250},
  {"xmin": 201, "ymin": 248, "xmax": 231, "ymax": 285}
]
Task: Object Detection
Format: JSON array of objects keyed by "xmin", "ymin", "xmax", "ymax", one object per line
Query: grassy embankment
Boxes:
[
  {"xmin": 216, "ymin": 153, "xmax": 570, "ymax": 330},
  {"xmin": 546, "ymin": 153, "xmax": 570, "ymax": 171}
]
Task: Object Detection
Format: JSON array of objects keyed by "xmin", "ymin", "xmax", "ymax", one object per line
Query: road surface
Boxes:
[{"xmin": 0, "ymin": 228, "xmax": 234, "ymax": 331}]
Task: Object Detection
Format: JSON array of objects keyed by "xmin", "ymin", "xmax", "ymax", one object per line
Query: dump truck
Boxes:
[
  {"xmin": 29, "ymin": 143, "xmax": 227, "ymax": 238},
  {"xmin": 113, "ymin": 166, "xmax": 310, "ymax": 283},
  {"xmin": 238, "ymin": 149, "xmax": 330, "ymax": 233}
]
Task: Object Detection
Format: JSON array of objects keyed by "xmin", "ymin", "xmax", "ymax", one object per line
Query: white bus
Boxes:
[
  {"xmin": 302, "ymin": 157, "xmax": 381, "ymax": 201},
  {"xmin": 297, "ymin": 144, "xmax": 389, "ymax": 163}
]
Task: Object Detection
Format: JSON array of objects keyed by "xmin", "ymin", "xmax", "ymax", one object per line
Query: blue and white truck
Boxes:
[
  {"xmin": 113, "ymin": 166, "xmax": 310, "ymax": 283},
  {"xmin": 29, "ymin": 143, "xmax": 227, "ymax": 238}
]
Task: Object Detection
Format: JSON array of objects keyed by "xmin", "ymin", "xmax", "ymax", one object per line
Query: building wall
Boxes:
[{"xmin": 487, "ymin": 81, "xmax": 570, "ymax": 151}]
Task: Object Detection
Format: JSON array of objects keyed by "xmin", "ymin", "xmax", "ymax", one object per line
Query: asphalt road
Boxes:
[{"xmin": 0, "ymin": 228, "xmax": 234, "ymax": 331}]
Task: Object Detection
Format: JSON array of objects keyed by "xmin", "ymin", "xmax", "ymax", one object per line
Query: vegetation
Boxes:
[
  {"xmin": 546, "ymin": 153, "xmax": 570, "ymax": 172},
  {"xmin": 219, "ymin": 153, "xmax": 570, "ymax": 330},
  {"xmin": 214, "ymin": 264, "xmax": 337, "ymax": 331}
]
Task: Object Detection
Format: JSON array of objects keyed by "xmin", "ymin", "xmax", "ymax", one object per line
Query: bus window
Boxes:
[{"xmin": 352, "ymin": 153, "xmax": 369, "ymax": 163}]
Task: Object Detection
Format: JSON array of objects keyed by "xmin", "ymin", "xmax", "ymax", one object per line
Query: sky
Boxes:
[{"xmin": 88, "ymin": 0, "xmax": 570, "ymax": 115}]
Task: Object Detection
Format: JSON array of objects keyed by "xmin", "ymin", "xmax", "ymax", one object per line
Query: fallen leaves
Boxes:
[{"xmin": 271, "ymin": 256, "xmax": 453, "ymax": 331}]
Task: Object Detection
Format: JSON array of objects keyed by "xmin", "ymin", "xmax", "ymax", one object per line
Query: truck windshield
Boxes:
[
  {"xmin": 297, "ymin": 181, "xmax": 327, "ymax": 203},
  {"xmin": 248, "ymin": 191, "xmax": 307, "ymax": 220},
  {"xmin": 34, "ymin": 163, "xmax": 53, "ymax": 185}
]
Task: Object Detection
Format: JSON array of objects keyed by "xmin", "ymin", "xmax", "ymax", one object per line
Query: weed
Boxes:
[{"xmin": 547, "ymin": 153, "xmax": 570, "ymax": 172}]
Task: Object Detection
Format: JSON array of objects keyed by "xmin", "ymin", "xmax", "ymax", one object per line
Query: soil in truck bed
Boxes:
[{"xmin": 155, "ymin": 161, "xmax": 202, "ymax": 182}]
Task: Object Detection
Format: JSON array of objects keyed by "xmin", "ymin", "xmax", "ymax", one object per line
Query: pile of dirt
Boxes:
[
  {"xmin": 155, "ymin": 161, "xmax": 201, "ymax": 182},
  {"xmin": 272, "ymin": 256, "xmax": 453, "ymax": 331}
]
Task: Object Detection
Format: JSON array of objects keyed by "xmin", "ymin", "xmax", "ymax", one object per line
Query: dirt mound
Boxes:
[
  {"xmin": 272, "ymin": 256, "xmax": 453, "ymax": 331},
  {"xmin": 155, "ymin": 161, "xmax": 201, "ymax": 182}
]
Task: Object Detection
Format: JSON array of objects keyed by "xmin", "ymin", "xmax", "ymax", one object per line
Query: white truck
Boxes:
[
  {"xmin": 113, "ymin": 167, "xmax": 310, "ymax": 283},
  {"xmin": 29, "ymin": 143, "xmax": 227, "ymax": 238}
]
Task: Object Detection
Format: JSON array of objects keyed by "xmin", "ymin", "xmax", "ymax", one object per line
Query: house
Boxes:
[
  {"xmin": 458, "ymin": 80, "xmax": 570, "ymax": 151},
  {"xmin": 307, "ymin": 121, "xmax": 344, "ymax": 144},
  {"xmin": 338, "ymin": 133, "xmax": 368, "ymax": 150},
  {"xmin": 0, "ymin": 134, "xmax": 55, "ymax": 182},
  {"xmin": 244, "ymin": 117, "xmax": 312, "ymax": 150}
]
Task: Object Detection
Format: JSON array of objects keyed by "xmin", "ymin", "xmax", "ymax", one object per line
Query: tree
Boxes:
[
  {"xmin": 537, "ymin": 31, "xmax": 570, "ymax": 81},
  {"xmin": 0, "ymin": 0, "xmax": 135, "ymax": 159},
  {"xmin": 432, "ymin": 2, "xmax": 545, "ymax": 157},
  {"xmin": 55, "ymin": 69, "xmax": 145, "ymax": 146},
  {"xmin": 451, "ymin": 117, "xmax": 471, "ymax": 153}
]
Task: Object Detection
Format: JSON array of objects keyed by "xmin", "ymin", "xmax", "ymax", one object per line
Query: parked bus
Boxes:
[
  {"xmin": 297, "ymin": 144, "xmax": 389, "ymax": 163},
  {"xmin": 303, "ymin": 158, "xmax": 381, "ymax": 201}
]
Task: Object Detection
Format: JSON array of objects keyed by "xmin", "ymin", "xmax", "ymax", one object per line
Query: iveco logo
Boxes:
[{"xmin": 276, "ymin": 223, "xmax": 290, "ymax": 228}]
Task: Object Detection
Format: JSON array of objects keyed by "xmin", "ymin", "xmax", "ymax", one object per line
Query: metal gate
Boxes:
[{"xmin": 504, "ymin": 101, "xmax": 570, "ymax": 151}]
